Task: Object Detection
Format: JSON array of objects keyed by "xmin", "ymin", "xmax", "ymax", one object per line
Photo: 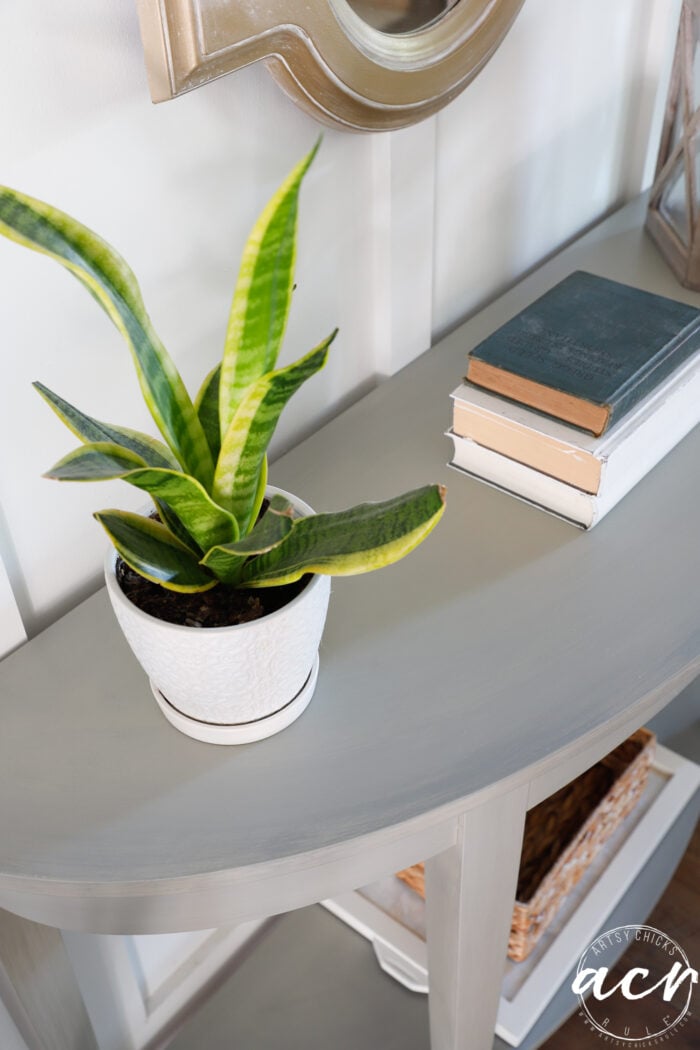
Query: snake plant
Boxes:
[{"xmin": 0, "ymin": 143, "xmax": 445, "ymax": 595}]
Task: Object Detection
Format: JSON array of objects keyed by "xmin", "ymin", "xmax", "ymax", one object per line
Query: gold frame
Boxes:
[{"xmin": 135, "ymin": 0, "xmax": 525, "ymax": 132}]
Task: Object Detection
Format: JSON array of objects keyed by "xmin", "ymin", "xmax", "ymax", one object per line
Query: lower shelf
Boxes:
[{"xmin": 323, "ymin": 744, "xmax": 700, "ymax": 1049}]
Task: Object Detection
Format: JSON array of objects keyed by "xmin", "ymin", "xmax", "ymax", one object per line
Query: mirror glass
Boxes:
[{"xmin": 345, "ymin": 0, "xmax": 459, "ymax": 34}]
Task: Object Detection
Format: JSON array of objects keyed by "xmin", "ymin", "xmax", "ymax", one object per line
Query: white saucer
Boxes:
[{"xmin": 150, "ymin": 655, "xmax": 319, "ymax": 744}]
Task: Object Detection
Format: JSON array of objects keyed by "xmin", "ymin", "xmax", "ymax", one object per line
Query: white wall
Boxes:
[
  {"xmin": 0, "ymin": 1, "xmax": 683, "ymax": 1047},
  {"xmin": 432, "ymin": 0, "xmax": 680, "ymax": 336}
]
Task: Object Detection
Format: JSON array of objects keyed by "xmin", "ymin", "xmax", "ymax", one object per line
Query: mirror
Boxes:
[
  {"xmin": 135, "ymin": 0, "xmax": 525, "ymax": 132},
  {"xmin": 346, "ymin": 1, "xmax": 459, "ymax": 35}
]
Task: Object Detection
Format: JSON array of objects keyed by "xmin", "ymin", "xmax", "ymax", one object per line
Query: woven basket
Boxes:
[{"xmin": 397, "ymin": 726, "xmax": 656, "ymax": 962}]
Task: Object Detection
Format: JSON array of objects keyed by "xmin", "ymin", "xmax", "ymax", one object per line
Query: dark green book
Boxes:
[{"xmin": 466, "ymin": 271, "xmax": 700, "ymax": 435}]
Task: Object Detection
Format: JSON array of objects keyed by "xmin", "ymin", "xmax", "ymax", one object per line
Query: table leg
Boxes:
[
  {"xmin": 0, "ymin": 908, "xmax": 98, "ymax": 1050},
  {"xmin": 424, "ymin": 784, "xmax": 528, "ymax": 1050}
]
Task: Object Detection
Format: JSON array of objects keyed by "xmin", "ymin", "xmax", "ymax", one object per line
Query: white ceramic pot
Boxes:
[{"xmin": 103, "ymin": 488, "xmax": 331, "ymax": 744}]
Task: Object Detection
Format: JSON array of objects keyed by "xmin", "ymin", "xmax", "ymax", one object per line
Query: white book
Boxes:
[
  {"xmin": 448, "ymin": 434, "xmax": 599, "ymax": 527},
  {"xmin": 450, "ymin": 349, "xmax": 700, "ymax": 496},
  {"xmin": 448, "ymin": 375, "xmax": 700, "ymax": 530}
]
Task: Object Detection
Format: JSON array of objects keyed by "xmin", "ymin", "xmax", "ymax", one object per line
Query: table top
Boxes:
[{"xmin": 2, "ymin": 196, "xmax": 700, "ymax": 928}]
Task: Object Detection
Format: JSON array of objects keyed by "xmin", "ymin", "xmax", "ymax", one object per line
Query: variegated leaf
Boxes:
[
  {"xmin": 0, "ymin": 188, "xmax": 214, "ymax": 486},
  {"xmin": 218, "ymin": 140, "xmax": 319, "ymax": 438},
  {"xmin": 201, "ymin": 495, "xmax": 295, "ymax": 584},
  {"xmin": 249, "ymin": 453, "xmax": 268, "ymax": 531},
  {"xmin": 124, "ymin": 469, "xmax": 239, "ymax": 552},
  {"xmin": 95, "ymin": 510, "xmax": 216, "ymax": 592},
  {"xmin": 45, "ymin": 443, "xmax": 147, "ymax": 480},
  {"xmin": 34, "ymin": 381, "xmax": 178, "ymax": 469},
  {"xmin": 46, "ymin": 443, "xmax": 238, "ymax": 552},
  {"xmin": 241, "ymin": 484, "xmax": 446, "ymax": 587},
  {"xmin": 213, "ymin": 332, "xmax": 335, "ymax": 533},
  {"xmin": 194, "ymin": 363, "xmax": 221, "ymax": 463},
  {"xmin": 154, "ymin": 499, "xmax": 202, "ymax": 555}
]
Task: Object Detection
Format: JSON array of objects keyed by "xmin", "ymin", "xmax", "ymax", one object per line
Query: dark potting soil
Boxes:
[{"xmin": 116, "ymin": 559, "xmax": 310, "ymax": 628}]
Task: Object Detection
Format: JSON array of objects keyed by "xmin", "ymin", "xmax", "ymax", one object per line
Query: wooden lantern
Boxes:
[{"xmin": 647, "ymin": 2, "xmax": 700, "ymax": 289}]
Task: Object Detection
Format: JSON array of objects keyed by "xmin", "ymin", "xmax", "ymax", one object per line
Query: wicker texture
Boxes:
[{"xmin": 397, "ymin": 727, "xmax": 655, "ymax": 962}]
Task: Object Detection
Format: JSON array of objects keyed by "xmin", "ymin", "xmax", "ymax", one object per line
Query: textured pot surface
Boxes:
[{"xmin": 103, "ymin": 489, "xmax": 331, "ymax": 727}]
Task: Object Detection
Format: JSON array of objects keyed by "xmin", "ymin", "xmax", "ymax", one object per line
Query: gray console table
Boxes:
[{"xmin": 1, "ymin": 196, "xmax": 699, "ymax": 1050}]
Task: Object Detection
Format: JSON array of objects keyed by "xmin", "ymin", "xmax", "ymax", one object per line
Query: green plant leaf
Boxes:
[
  {"xmin": 194, "ymin": 363, "xmax": 221, "ymax": 463},
  {"xmin": 249, "ymin": 453, "xmax": 268, "ymax": 529},
  {"xmin": 123, "ymin": 469, "xmax": 239, "ymax": 552},
  {"xmin": 241, "ymin": 484, "xmax": 447, "ymax": 587},
  {"xmin": 95, "ymin": 510, "xmax": 216, "ymax": 592},
  {"xmin": 201, "ymin": 495, "xmax": 295, "ymax": 585},
  {"xmin": 45, "ymin": 443, "xmax": 148, "ymax": 480},
  {"xmin": 218, "ymin": 140, "xmax": 320, "ymax": 438},
  {"xmin": 213, "ymin": 332, "xmax": 335, "ymax": 533},
  {"xmin": 34, "ymin": 381, "xmax": 178, "ymax": 469},
  {"xmin": 0, "ymin": 188, "xmax": 214, "ymax": 487},
  {"xmin": 46, "ymin": 443, "xmax": 238, "ymax": 551},
  {"xmin": 153, "ymin": 499, "xmax": 202, "ymax": 555}
]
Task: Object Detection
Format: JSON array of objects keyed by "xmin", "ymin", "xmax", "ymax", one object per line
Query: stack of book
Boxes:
[{"xmin": 447, "ymin": 271, "xmax": 700, "ymax": 528}]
